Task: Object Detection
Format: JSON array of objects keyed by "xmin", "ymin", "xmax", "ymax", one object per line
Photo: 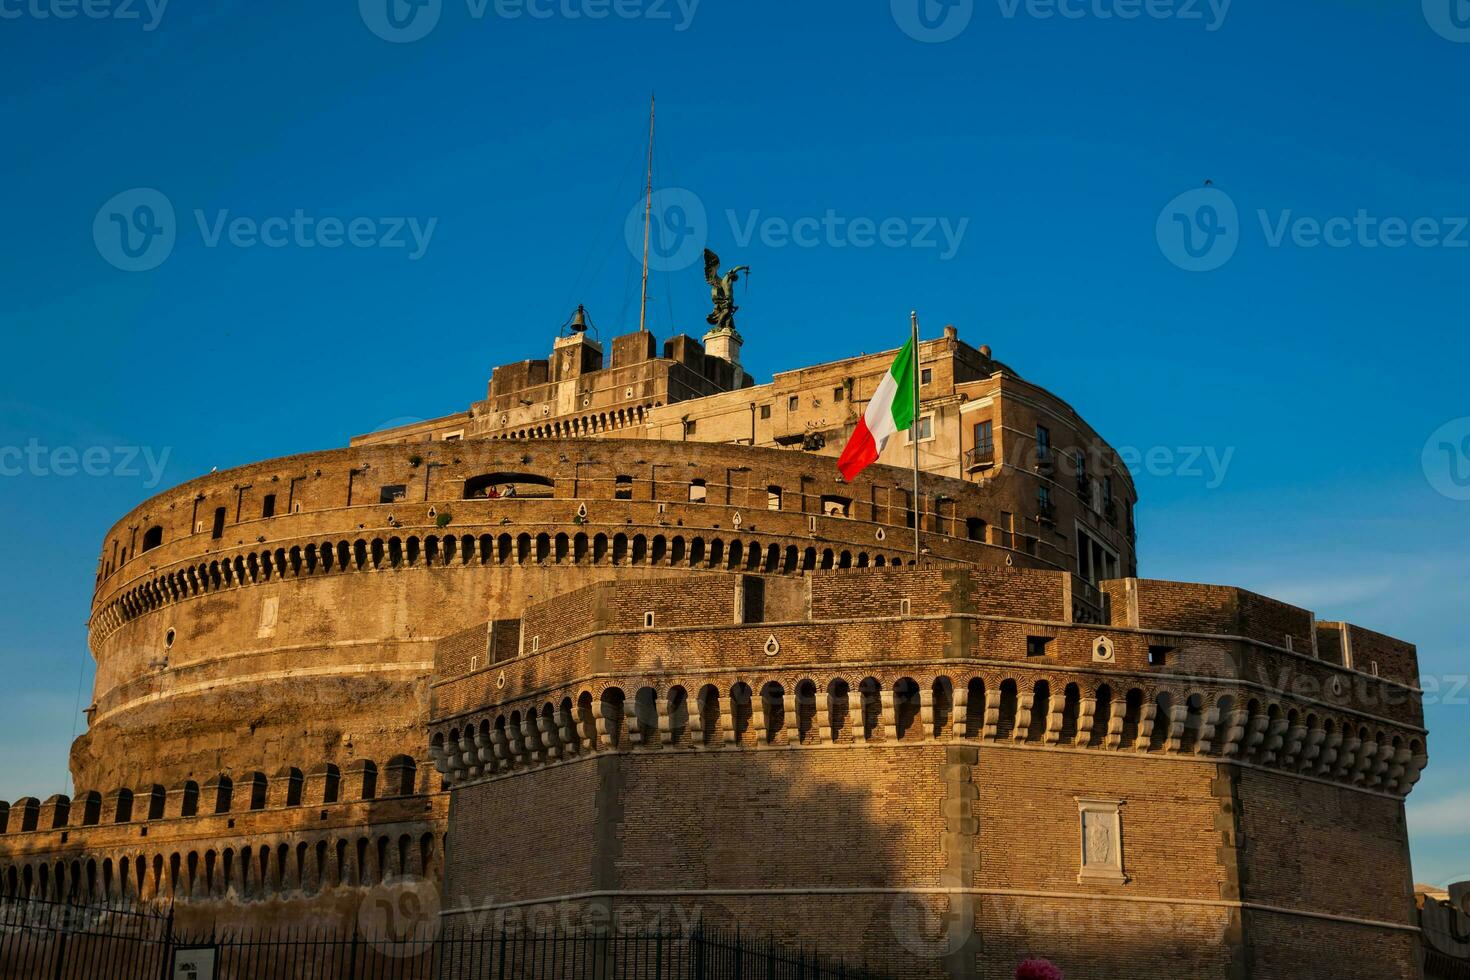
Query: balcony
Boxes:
[
  {"xmin": 965, "ymin": 444, "xmax": 996, "ymax": 473},
  {"xmin": 1034, "ymin": 450, "xmax": 1054, "ymax": 474}
]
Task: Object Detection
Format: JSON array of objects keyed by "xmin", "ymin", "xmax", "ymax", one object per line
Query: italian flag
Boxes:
[{"xmin": 837, "ymin": 337, "xmax": 916, "ymax": 481}]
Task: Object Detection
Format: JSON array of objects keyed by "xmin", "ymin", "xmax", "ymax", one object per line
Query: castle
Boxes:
[{"xmin": 0, "ymin": 309, "xmax": 1451, "ymax": 978}]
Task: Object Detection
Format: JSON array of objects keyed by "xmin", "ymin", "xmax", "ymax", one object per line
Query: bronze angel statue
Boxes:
[{"xmin": 704, "ymin": 248, "xmax": 750, "ymax": 333}]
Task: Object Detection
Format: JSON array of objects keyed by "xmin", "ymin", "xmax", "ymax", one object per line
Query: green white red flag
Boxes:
[{"xmin": 837, "ymin": 337, "xmax": 916, "ymax": 481}]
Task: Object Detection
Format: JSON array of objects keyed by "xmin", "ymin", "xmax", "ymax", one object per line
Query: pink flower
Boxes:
[{"xmin": 1016, "ymin": 959, "xmax": 1063, "ymax": 980}]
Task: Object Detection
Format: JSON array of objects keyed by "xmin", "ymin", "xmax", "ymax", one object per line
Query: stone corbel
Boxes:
[
  {"xmin": 556, "ymin": 703, "xmax": 579, "ymax": 756},
  {"xmin": 1261, "ymin": 716, "xmax": 1289, "ymax": 765},
  {"xmin": 1135, "ymin": 701, "xmax": 1158, "ymax": 751},
  {"xmin": 1043, "ymin": 696, "xmax": 1066, "ymax": 745},
  {"xmin": 953, "ymin": 687, "xmax": 970, "ymax": 738},
  {"xmin": 1281, "ymin": 722, "xmax": 1308, "ymax": 767},
  {"xmin": 982, "ymin": 689, "xmax": 1001, "ymax": 742},
  {"xmin": 535, "ymin": 712, "xmax": 560, "ymax": 761},
  {"xmin": 1315, "ymin": 729, "xmax": 1342, "ymax": 776},
  {"xmin": 1242, "ymin": 713, "xmax": 1269, "ymax": 758},
  {"xmin": 490, "ymin": 727, "xmax": 512, "ymax": 769},
  {"xmin": 1011, "ymin": 691, "xmax": 1034, "ymax": 742},
  {"xmin": 816, "ymin": 690, "xmax": 834, "ymax": 743},
  {"xmin": 1336, "ymin": 735, "xmax": 1362, "ymax": 779},
  {"xmin": 1075, "ymin": 697, "xmax": 1097, "ymax": 747},
  {"xmin": 1195, "ymin": 706, "xmax": 1220, "ymax": 754},
  {"xmin": 1104, "ymin": 702, "xmax": 1125, "ymax": 749}
]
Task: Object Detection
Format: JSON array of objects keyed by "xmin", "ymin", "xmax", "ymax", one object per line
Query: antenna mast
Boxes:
[{"xmin": 639, "ymin": 93, "xmax": 656, "ymax": 334}]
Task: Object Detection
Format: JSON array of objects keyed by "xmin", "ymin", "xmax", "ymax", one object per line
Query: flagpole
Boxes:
[
  {"xmin": 911, "ymin": 310, "xmax": 921, "ymax": 561},
  {"xmin": 638, "ymin": 92, "xmax": 655, "ymax": 335}
]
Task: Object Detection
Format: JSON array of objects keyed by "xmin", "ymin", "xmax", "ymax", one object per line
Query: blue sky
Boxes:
[{"xmin": 1, "ymin": 0, "xmax": 1466, "ymax": 884}]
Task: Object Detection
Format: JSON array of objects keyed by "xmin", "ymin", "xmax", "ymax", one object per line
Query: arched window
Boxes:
[
  {"xmin": 820, "ymin": 495, "xmax": 851, "ymax": 518},
  {"xmin": 463, "ymin": 473, "xmax": 554, "ymax": 500},
  {"xmin": 141, "ymin": 525, "xmax": 164, "ymax": 552}
]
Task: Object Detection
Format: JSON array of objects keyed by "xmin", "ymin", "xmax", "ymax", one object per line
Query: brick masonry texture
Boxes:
[
  {"xmin": 431, "ymin": 566, "xmax": 1428, "ymax": 979},
  {"xmin": 0, "ymin": 326, "xmax": 1434, "ymax": 978}
]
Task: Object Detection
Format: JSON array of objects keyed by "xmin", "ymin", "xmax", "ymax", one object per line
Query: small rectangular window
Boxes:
[
  {"xmin": 211, "ymin": 507, "xmax": 226, "ymax": 540},
  {"xmin": 689, "ymin": 480, "xmax": 707, "ymax": 503},
  {"xmin": 767, "ymin": 486, "xmax": 782, "ymax": 511},
  {"xmin": 920, "ymin": 368, "xmax": 933, "ymax": 385},
  {"xmin": 966, "ymin": 517, "xmax": 987, "ymax": 541},
  {"xmin": 1103, "ymin": 476, "xmax": 1114, "ymax": 504},
  {"xmin": 614, "ymin": 476, "xmax": 633, "ymax": 500},
  {"xmin": 973, "ymin": 420, "xmax": 993, "ymax": 453},
  {"xmin": 1036, "ymin": 425, "xmax": 1051, "ymax": 460},
  {"xmin": 685, "ymin": 420, "xmax": 697, "ymax": 435},
  {"xmin": 788, "ymin": 395, "xmax": 799, "ymax": 411},
  {"xmin": 833, "ymin": 386, "xmax": 844, "ymax": 402},
  {"xmin": 1148, "ymin": 645, "xmax": 1173, "ymax": 666},
  {"xmin": 760, "ymin": 404, "xmax": 772, "ymax": 420},
  {"xmin": 261, "ymin": 494, "xmax": 276, "ymax": 519},
  {"xmin": 380, "ymin": 484, "xmax": 408, "ymax": 504},
  {"xmin": 1027, "ymin": 636, "xmax": 1053, "ymax": 657},
  {"xmin": 741, "ymin": 577, "xmax": 766, "ymax": 624},
  {"xmin": 908, "ymin": 415, "xmax": 934, "ymax": 442}
]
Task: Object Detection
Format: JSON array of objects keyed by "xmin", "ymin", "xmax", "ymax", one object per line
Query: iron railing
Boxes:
[{"xmin": 0, "ymin": 896, "xmax": 877, "ymax": 980}]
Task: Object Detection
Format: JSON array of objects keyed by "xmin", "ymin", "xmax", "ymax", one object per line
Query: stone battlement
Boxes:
[{"xmin": 428, "ymin": 567, "xmax": 1426, "ymax": 803}]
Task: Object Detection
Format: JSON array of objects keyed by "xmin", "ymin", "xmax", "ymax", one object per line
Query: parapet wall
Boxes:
[
  {"xmin": 0, "ymin": 753, "xmax": 446, "ymax": 917},
  {"xmin": 429, "ymin": 566, "xmax": 1428, "ymax": 980}
]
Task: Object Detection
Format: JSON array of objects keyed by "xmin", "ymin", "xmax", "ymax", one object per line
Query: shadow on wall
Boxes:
[{"xmin": 432, "ymin": 705, "xmax": 1241, "ymax": 980}]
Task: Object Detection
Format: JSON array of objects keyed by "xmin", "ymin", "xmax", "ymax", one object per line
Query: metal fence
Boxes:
[{"xmin": 0, "ymin": 896, "xmax": 875, "ymax": 979}]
